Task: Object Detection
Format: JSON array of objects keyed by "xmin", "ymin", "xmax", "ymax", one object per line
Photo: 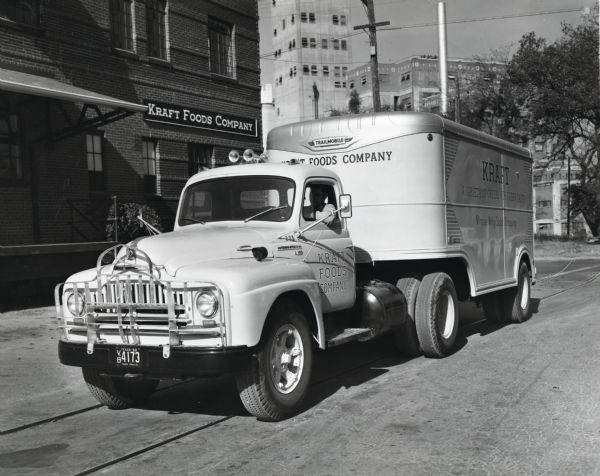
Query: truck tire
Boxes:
[
  {"xmin": 415, "ymin": 272, "xmax": 459, "ymax": 358},
  {"xmin": 482, "ymin": 292, "xmax": 504, "ymax": 323},
  {"xmin": 82, "ymin": 368, "xmax": 158, "ymax": 409},
  {"xmin": 393, "ymin": 277, "xmax": 422, "ymax": 357},
  {"xmin": 503, "ymin": 262, "xmax": 532, "ymax": 323},
  {"xmin": 236, "ymin": 299, "xmax": 313, "ymax": 421}
]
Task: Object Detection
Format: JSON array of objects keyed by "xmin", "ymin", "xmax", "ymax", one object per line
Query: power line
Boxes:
[{"xmin": 261, "ymin": 7, "xmax": 584, "ymax": 59}]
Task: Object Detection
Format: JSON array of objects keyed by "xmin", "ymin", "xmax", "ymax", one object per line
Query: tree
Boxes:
[
  {"xmin": 507, "ymin": 15, "xmax": 600, "ymax": 236},
  {"xmin": 348, "ymin": 89, "xmax": 361, "ymax": 114}
]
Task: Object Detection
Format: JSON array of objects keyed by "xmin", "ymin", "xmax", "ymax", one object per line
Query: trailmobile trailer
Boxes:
[{"xmin": 55, "ymin": 112, "xmax": 534, "ymax": 422}]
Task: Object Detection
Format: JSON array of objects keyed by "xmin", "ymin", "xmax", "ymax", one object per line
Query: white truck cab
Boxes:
[{"xmin": 56, "ymin": 112, "xmax": 534, "ymax": 421}]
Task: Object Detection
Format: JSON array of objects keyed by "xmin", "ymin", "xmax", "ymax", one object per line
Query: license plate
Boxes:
[{"xmin": 114, "ymin": 347, "xmax": 141, "ymax": 368}]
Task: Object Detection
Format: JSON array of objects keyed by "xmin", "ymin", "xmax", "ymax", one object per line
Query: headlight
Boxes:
[
  {"xmin": 195, "ymin": 290, "xmax": 218, "ymax": 318},
  {"xmin": 66, "ymin": 291, "xmax": 85, "ymax": 317}
]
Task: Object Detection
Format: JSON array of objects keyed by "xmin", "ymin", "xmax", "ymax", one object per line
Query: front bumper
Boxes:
[{"xmin": 59, "ymin": 340, "xmax": 254, "ymax": 378}]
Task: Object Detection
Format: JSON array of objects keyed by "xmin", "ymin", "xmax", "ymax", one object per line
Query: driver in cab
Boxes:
[{"xmin": 304, "ymin": 184, "xmax": 336, "ymax": 225}]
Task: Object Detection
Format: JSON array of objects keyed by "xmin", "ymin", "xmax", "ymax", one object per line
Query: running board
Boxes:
[{"xmin": 327, "ymin": 328, "xmax": 373, "ymax": 347}]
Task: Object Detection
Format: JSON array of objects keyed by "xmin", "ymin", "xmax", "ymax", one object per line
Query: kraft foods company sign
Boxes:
[{"xmin": 143, "ymin": 100, "xmax": 257, "ymax": 137}]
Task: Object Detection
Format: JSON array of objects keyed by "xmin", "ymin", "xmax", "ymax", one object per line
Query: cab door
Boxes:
[{"xmin": 299, "ymin": 180, "xmax": 355, "ymax": 312}]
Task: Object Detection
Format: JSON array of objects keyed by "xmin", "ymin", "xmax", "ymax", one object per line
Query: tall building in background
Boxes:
[
  {"xmin": 269, "ymin": 0, "xmax": 352, "ymax": 126},
  {"xmin": 347, "ymin": 55, "xmax": 506, "ymax": 113}
]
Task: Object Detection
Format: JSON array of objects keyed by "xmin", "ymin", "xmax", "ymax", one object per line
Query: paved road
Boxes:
[{"xmin": 1, "ymin": 259, "xmax": 600, "ymax": 475}]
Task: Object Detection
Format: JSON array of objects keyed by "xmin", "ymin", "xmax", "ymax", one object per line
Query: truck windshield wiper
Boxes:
[
  {"xmin": 181, "ymin": 217, "xmax": 205, "ymax": 225},
  {"xmin": 244, "ymin": 205, "xmax": 288, "ymax": 223}
]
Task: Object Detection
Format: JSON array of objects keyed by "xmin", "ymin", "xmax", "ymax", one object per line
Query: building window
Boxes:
[
  {"xmin": 309, "ymin": 37, "xmax": 316, "ymax": 48},
  {"xmin": 322, "ymin": 38, "xmax": 328, "ymax": 49},
  {"xmin": 341, "ymin": 40, "xmax": 347, "ymax": 50},
  {"xmin": 332, "ymin": 14, "xmax": 339, "ymax": 25},
  {"xmin": 334, "ymin": 66, "xmax": 341, "ymax": 77},
  {"xmin": 142, "ymin": 139, "xmax": 157, "ymax": 194},
  {"xmin": 342, "ymin": 66, "xmax": 348, "ymax": 77},
  {"xmin": 334, "ymin": 82, "xmax": 341, "ymax": 88},
  {"xmin": 332, "ymin": 39, "xmax": 339, "ymax": 50},
  {"xmin": 309, "ymin": 12, "xmax": 315, "ymax": 23},
  {"xmin": 323, "ymin": 66, "xmax": 329, "ymax": 76},
  {"xmin": 0, "ymin": 113, "xmax": 22, "ymax": 180},
  {"xmin": 146, "ymin": 0, "xmax": 167, "ymax": 59},
  {"xmin": 291, "ymin": 14, "xmax": 294, "ymax": 24},
  {"xmin": 282, "ymin": 19, "xmax": 285, "ymax": 29},
  {"xmin": 273, "ymin": 28, "xmax": 277, "ymax": 37},
  {"xmin": 535, "ymin": 142, "xmax": 544, "ymax": 152},
  {"xmin": 303, "ymin": 65, "xmax": 309, "ymax": 75},
  {"xmin": 0, "ymin": 0, "xmax": 41, "ymax": 26},
  {"xmin": 188, "ymin": 144, "xmax": 213, "ymax": 174},
  {"xmin": 301, "ymin": 37, "xmax": 308, "ymax": 48},
  {"xmin": 311, "ymin": 65, "xmax": 317, "ymax": 76},
  {"xmin": 110, "ymin": 0, "xmax": 134, "ymax": 51},
  {"xmin": 300, "ymin": 12, "xmax": 307, "ymax": 22},
  {"xmin": 349, "ymin": 81, "xmax": 354, "ymax": 89},
  {"xmin": 340, "ymin": 14, "xmax": 347, "ymax": 26},
  {"xmin": 208, "ymin": 17, "xmax": 235, "ymax": 77},
  {"xmin": 86, "ymin": 133, "xmax": 105, "ymax": 191},
  {"xmin": 293, "ymin": 66, "xmax": 297, "ymax": 76}
]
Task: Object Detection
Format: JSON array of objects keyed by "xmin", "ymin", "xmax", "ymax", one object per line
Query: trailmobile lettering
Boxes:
[{"xmin": 55, "ymin": 112, "xmax": 534, "ymax": 422}]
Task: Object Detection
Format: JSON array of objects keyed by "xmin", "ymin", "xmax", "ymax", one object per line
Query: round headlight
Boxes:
[
  {"xmin": 66, "ymin": 291, "xmax": 85, "ymax": 316},
  {"xmin": 195, "ymin": 291, "xmax": 218, "ymax": 318}
]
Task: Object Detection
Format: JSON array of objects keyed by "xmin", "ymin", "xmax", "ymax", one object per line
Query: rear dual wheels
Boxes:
[
  {"xmin": 414, "ymin": 273, "xmax": 459, "ymax": 358},
  {"xmin": 393, "ymin": 277, "xmax": 422, "ymax": 357},
  {"xmin": 394, "ymin": 272, "xmax": 459, "ymax": 358},
  {"xmin": 482, "ymin": 262, "xmax": 532, "ymax": 324},
  {"xmin": 236, "ymin": 299, "xmax": 313, "ymax": 421}
]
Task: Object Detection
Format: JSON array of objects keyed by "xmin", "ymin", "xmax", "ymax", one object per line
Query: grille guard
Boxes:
[{"xmin": 55, "ymin": 244, "xmax": 226, "ymax": 359}]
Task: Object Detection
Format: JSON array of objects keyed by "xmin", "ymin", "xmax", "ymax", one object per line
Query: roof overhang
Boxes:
[
  {"xmin": 0, "ymin": 68, "xmax": 147, "ymax": 142},
  {"xmin": 0, "ymin": 68, "xmax": 147, "ymax": 112}
]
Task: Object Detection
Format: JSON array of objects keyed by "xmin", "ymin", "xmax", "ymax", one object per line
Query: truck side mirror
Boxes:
[{"xmin": 339, "ymin": 194, "xmax": 352, "ymax": 219}]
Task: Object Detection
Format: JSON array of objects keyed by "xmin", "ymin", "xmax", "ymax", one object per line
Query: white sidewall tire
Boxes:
[{"xmin": 415, "ymin": 272, "xmax": 459, "ymax": 358}]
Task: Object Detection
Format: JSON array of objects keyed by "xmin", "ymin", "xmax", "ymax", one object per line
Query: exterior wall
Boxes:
[
  {"xmin": 269, "ymin": 0, "xmax": 352, "ymax": 126},
  {"xmin": 347, "ymin": 56, "xmax": 505, "ymax": 113},
  {"xmin": 0, "ymin": 0, "xmax": 261, "ymax": 247}
]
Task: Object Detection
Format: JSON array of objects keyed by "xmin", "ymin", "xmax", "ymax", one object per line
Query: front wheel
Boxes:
[
  {"xmin": 503, "ymin": 262, "xmax": 532, "ymax": 323},
  {"xmin": 82, "ymin": 368, "xmax": 159, "ymax": 409},
  {"xmin": 236, "ymin": 299, "xmax": 313, "ymax": 421},
  {"xmin": 415, "ymin": 272, "xmax": 459, "ymax": 358}
]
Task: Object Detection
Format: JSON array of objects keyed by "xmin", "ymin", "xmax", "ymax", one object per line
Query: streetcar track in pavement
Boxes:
[{"xmin": 73, "ymin": 416, "xmax": 233, "ymax": 476}]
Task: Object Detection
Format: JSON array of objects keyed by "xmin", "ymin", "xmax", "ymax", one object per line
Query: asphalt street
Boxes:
[{"xmin": 1, "ymin": 258, "xmax": 600, "ymax": 475}]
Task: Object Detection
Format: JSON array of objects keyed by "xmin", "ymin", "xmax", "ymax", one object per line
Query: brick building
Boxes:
[{"xmin": 0, "ymin": 0, "xmax": 260, "ymax": 292}]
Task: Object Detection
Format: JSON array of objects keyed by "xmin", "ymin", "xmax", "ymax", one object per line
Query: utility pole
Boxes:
[{"xmin": 354, "ymin": 0, "xmax": 389, "ymax": 112}]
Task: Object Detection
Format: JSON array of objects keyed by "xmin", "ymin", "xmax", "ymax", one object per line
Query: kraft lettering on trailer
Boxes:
[{"xmin": 481, "ymin": 160, "xmax": 509, "ymax": 185}]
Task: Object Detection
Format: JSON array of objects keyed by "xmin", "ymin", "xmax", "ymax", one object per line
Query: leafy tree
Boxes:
[
  {"xmin": 348, "ymin": 89, "xmax": 361, "ymax": 114},
  {"xmin": 506, "ymin": 15, "xmax": 600, "ymax": 235},
  {"xmin": 106, "ymin": 202, "xmax": 163, "ymax": 243}
]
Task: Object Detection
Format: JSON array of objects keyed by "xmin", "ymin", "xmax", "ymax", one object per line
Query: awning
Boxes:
[
  {"xmin": 0, "ymin": 68, "xmax": 147, "ymax": 112},
  {"xmin": 0, "ymin": 68, "xmax": 147, "ymax": 141}
]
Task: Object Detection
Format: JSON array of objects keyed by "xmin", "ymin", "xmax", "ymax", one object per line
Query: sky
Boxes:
[{"xmin": 258, "ymin": 0, "xmax": 592, "ymax": 84}]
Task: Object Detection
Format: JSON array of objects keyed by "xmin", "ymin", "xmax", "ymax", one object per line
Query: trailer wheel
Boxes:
[
  {"xmin": 482, "ymin": 292, "xmax": 504, "ymax": 323},
  {"xmin": 503, "ymin": 262, "xmax": 532, "ymax": 323},
  {"xmin": 415, "ymin": 272, "xmax": 459, "ymax": 358},
  {"xmin": 393, "ymin": 277, "xmax": 422, "ymax": 357},
  {"xmin": 82, "ymin": 368, "xmax": 158, "ymax": 409},
  {"xmin": 236, "ymin": 299, "xmax": 313, "ymax": 421}
]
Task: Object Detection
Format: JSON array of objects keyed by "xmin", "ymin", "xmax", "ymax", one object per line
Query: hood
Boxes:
[{"xmin": 133, "ymin": 224, "xmax": 279, "ymax": 276}]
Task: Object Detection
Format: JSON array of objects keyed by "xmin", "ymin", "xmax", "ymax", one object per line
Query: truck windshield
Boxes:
[{"xmin": 178, "ymin": 176, "xmax": 296, "ymax": 225}]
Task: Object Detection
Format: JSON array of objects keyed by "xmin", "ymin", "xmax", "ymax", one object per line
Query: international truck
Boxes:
[{"xmin": 56, "ymin": 112, "xmax": 534, "ymax": 421}]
